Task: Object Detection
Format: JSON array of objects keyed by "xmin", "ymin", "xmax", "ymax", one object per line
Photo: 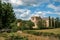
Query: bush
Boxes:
[
  {"xmin": 9, "ymin": 36, "xmax": 28, "ymax": 40},
  {"xmin": 11, "ymin": 26, "xmax": 18, "ymax": 32},
  {"xmin": 24, "ymin": 30, "xmax": 60, "ymax": 38},
  {"xmin": 0, "ymin": 32, "xmax": 28, "ymax": 40},
  {"xmin": 19, "ymin": 26, "xmax": 28, "ymax": 31},
  {"xmin": 10, "ymin": 22, "xmax": 18, "ymax": 32},
  {"xmin": 38, "ymin": 27, "xmax": 53, "ymax": 30}
]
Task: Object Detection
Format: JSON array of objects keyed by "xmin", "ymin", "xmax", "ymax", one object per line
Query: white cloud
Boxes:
[
  {"xmin": 2, "ymin": 0, "xmax": 23, "ymax": 7},
  {"xmin": 2, "ymin": 0, "xmax": 50, "ymax": 7},
  {"xmin": 9, "ymin": 0, "xmax": 23, "ymax": 5},
  {"xmin": 14, "ymin": 8, "xmax": 60, "ymax": 20},
  {"xmin": 14, "ymin": 9, "xmax": 31, "ymax": 20},
  {"xmin": 53, "ymin": 0, "xmax": 60, "ymax": 2},
  {"xmin": 22, "ymin": 0, "xmax": 50, "ymax": 7},
  {"xmin": 30, "ymin": 11, "xmax": 47, "ymax": 18},
  {"xmin": 14, "ymin": 9, "xmax": 48, "ymax": 20},
  {"xmin": 55, "ymin": 12, "xmax": 60, "ymax": 15},
  {"xmin": 48, "ymin": 4, "xmax": 60, "ymax": 12},
  {"xmin": 47, "ymin": 4, "xmax": 60, "ymax": 16},
  {"xmin": 20, "ymin": 9, "xmax": 31, "ymax": 17},
  {"xmin": 2, "ymin": 0, "xmax": 60, "ymax": 20}
]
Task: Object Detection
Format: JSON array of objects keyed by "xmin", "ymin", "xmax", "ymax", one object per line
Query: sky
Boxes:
[{"xmin": 2, "ymin": 0, "xmax": 60, "ymax": 20}]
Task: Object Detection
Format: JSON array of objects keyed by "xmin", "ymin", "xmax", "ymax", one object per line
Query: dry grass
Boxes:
[
  {"xmin": 22, "ymin": 28, "xmax": 60, "ymax": 40},
  {"xmin": 25, "ymin": 28, "xmax": 60, "ymax": 34},
  {"xmin": 0, "ymin": 37, "xmax": 5, "ymax": 40},
  {"xmin": 16, "ymin": 31, "xmax": 60, "ymax": 40},
  {"xmin": 0, "ymin": 28, "xmax": 60, "ymax": 40}
]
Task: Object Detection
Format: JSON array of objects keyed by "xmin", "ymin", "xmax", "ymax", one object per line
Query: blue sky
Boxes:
[{"xmin": 3, "ymin": 0, "xmax": 60, "ymax": 20}]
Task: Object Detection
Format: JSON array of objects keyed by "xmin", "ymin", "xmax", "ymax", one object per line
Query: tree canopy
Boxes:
[{"xmin": 0, "ymin": 0, "xmax": 16, "ymax": 29}]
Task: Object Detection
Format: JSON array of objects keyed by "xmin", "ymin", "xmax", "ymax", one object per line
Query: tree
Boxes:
[
  {"xmin": 58, "ymin": 19, "xmax": 60, "ymax": 28},
  {"xmin": 0, "ymin": 0, "xmax": 2, "ymax": 29},
  {"xmin": 26, "ymin": 20, "xmax": 34, "ymax": 29},
  {"xmin": 1, "ymin": 2, "xmax": 16, "ymax": 29},
  {"xmin": 37, "ymin": 19, "xmax": 43, "ymax": 29},
  {"xmin": 49, "ymin": 16, "xmax": 51, "ymax": 27},
  {"xmin": 55, "ymin": 17, "xmax": 60, "ymax": 28},
  {"xmin": 52, "ymin": 17, "xmax": 55, "ymax": 28}
]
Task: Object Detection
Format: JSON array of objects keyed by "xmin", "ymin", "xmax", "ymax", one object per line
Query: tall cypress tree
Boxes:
[
  {"xmin": 55, "ymin": 17, "xmax": 59, "ymax": 28},
  {"xmin": 52, "ymin": 17, "xmax": 55, "ymax": 28},
  {"xmin": 49, "ymin": 16, "xmax": 51, "ymax": 27},
  {"xmin": 58, "ymin": 18, "xmax": 60, "ymax": 28}
]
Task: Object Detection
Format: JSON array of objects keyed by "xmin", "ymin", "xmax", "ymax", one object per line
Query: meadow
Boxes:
[
  {"xmin": 24, "ymin": 28, "xmax": 60, "ymax": 35},
  {"xmin": 0, "ymin": 28, "xmax": 60, "ymax": 40}
]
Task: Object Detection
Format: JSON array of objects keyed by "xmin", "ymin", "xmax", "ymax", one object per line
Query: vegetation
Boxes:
[
  {"xmin": 0, "ymin": 32, "xmax": 28, "ymax": 40},
  {"xmin": 49, "ymin": 16, "xmax": 51, "ymax": 27},
  {"xmin": 0, "ymin": 0, "xmax": 18, "ymax": 33},
  {"xmin": 23, "ymin": 28, "xmax": 60, "ymax": 38},
  {"xmin": 16, "ymin": 16, "xmax": 60, "ymax": 30},
  {"xmin": 0, "ymin": 0, "xmax": 16, "ymax": 29},
  {"xmin": 0, "ymin": 0, "xmax": 60, "ymax": 40},
  {"xmin": 0, "ymin": 0, "xmax": 2, "ymax": 29},
  {"xmin": 17, "ymin": 20, "xmax": 34, "ymax": 30},
  {"xmin": 24, "ymin": 28, "xmax": 60, "ymax": 35},
  {"xmin": 49, "ymin": 16, "xmax": 60, "ymax": 28}
]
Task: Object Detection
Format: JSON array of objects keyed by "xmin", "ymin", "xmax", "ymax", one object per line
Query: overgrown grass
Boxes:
[
  {"xmin": 24, "ymin": 28, "xmax": 60, "ymax": 34},
  {"xmin": 23, "ymin": 28, "xmax": 60, "ymax": 38},
  {"xmin": 0, "ymin": 32, "xmax": 28, "ymax": 40}
]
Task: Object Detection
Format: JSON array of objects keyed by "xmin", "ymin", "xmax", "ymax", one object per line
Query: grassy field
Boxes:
[
  {"xmin": 0, "ymin": 28, "xmax": 60, "ymax": 40},
  {"xmin": 24, "ymin": 28, "xmax": 60, "ymax": 35}
]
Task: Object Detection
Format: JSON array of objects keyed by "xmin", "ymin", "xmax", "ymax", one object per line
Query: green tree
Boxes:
[
  {"xmin": 49, "ymin": 16, "xmax": 51, "ymax": 27},
  {"xmin": 26, "ymin": 20, "xmax": 34, "ymax": 29},
  {"xmin": 58, "ymin": 19, "xmax": 60, "ymax": 27},
  {"xmin": 37, "ymin": 18, "xmax": 46, "ymax": 29},
  {"xmin": 0, "ymin": 0, "xmax": 2, "ymax": 29},
  {"xmin": 1, "ymin": 2, "xmax": 16, "ymax": 29},
  {"xmin": 52, "ymin": 17, "xmax": 55, "ymax": 28},
  {"xmin": 55, "ymin": 17, "xmax": 59, "ymax": 28}
]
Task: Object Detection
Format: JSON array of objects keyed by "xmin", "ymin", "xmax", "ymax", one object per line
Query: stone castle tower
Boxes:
[
  {"xmin": 31, "ymin": 16, "xmax": 41, "ymax": 28},
  {"xmin": 31, "ymin": 16, "xmax": 49, "ymax": 28}
]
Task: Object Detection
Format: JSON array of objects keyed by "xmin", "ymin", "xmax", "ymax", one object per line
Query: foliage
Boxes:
[
  {"xmin": 55, "ymin": 17, "xmax": 60, "ymax": 28},
  {"xmin": 24, "ymin": 30, "xmax": 60, "ymax": 38},
  {"xmin": 0, "ymin": 0, "xmax": 2, "ymax": 29},
  {"xmin": 17, "ymin": 20, "xmax": 34, "ymax": 30},
  {"xmin": 0, "ymin": 32, "xmax": 28, "ymax": 40},
  {"xmin": 11, "ymin": 23, "xmax": 18, "ymax": 32},
  {"xmin": 9, "ymin": 35, "xmax": 28, "ymax": 40},
  {"xmin": 20, "ymin": 26, "xmax": 28, "ymax": 31},
  {"xmin": 0, "ymin": 0, "xmax": 16, "ymax": 29},
  {"xmin": 49, "ymin": 16, "xmax": 51, "ymax": 27},
  {"xmin": 52, "ymin": 17, "xmax": 55, "ymax": 28},
  {"xmin": 26, "ymin": 20, "xmax": 34, "ymax": 29}
]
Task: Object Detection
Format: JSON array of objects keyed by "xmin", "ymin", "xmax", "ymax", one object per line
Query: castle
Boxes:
[
  {"xmin": 17, "ymin": 16, "xmax": 50, "ymax": 28},
  {"xmin": 31, "ymin": 16, "xmax": 49, "ymax": 28}
]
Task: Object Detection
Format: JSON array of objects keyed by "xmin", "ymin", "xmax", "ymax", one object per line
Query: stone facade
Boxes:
[
  {"xmin": 17, "ymin": 22, "xmax": 22, "ymax": 27},
  {"xmin": 31, "ymin": 16, "xmax": 41, "ymax": 28},
  {"xmin": 17, "ymin": 16, "xmax": 49, "ymax": 28},
  {"xmin": 43, "ymin": 18, "xmax": 49, "ymax": 27},
  {"xmin": 31, "ymin": 16, "xmax": 49, "ymax": 28}
]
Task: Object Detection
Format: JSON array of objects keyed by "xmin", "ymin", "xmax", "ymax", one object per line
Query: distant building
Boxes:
[
  {"xmin": 42, "ymin": 18, "xmax": 49, "ymax": 27},
  {"xmin": 17, "ymin": 22, "xmax": 22, "ymax": 27},
  {"xmin": 17, "ymin": 16, "xmax": 50, "ymax": 28},
  {"xmin": 31, "ymin": 16, "xmax": 49, "ymax": 28},
  {"xmin": 31, "ymin": 16, "xmax": 42, "ymax": 28},
  {"xmin": 17, "ymin": 19, "xmax": 22, "ymax": 27}
]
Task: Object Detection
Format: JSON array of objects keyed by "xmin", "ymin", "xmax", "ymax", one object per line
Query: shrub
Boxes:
[
  {"xmin": 25, "ymin": 30, "xmax": 60, "ymax": 39},
  {"xmin": 9, "ymin": 36, "xmax": 28, "ymax": 40}
]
